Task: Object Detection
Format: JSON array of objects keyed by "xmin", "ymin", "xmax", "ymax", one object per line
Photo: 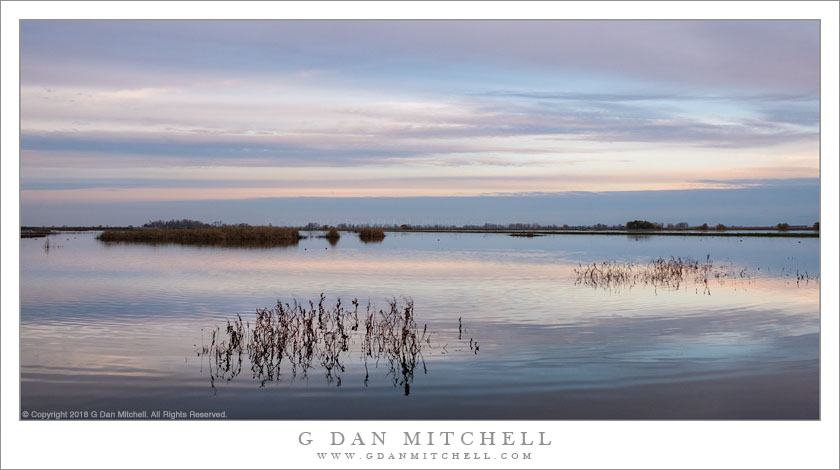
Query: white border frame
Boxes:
[{"xmin": 2, "ymin": 2, "xmax": 838, "ymax": 469}]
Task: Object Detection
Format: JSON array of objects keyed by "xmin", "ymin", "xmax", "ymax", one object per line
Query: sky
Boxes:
[{"xmin": 19, "ymin": 20, "xmax": 820, "ymax": 226}]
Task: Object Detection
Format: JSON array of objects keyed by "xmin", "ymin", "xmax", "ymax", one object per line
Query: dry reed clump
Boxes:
[
  {"xmin": 97, "ymin": 226, "xmax": 303, "ymax": 247},
  {"xmin": 573, "ymin": 256, "xmax": 749, "ymax": 294},
  {"xmin": 324, "ymin": 227, "xmax": 341, "ymax": 240},
  {"xmin": 358, "ymin": 228, "xmax": 386, "ymax": 243},
  {"xmin": 199, "ymin": 294, "xmax": 461, "ymax": 395},
  {"xmin": 318, "ymin": 227, "xmax": 341, "ymax": 246}
]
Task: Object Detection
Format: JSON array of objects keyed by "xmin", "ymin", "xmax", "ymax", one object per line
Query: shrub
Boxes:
[
  {"xmin": 626, "ymin": 220, "xmax": 659, "ymax": 230},
  {"xmin": 358, "ymin": 228, "xmax": 386, "ymax": 242}
]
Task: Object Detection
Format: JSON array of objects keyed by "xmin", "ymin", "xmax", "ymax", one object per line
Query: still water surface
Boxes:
[{"xmin": 20, "ymin": 231, "xmax": 819, "ymax": 419}]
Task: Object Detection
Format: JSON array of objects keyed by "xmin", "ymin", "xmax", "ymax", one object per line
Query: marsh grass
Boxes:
[
  {"xmin": 97, "ymin": 226, "xmax": 303, "ymax": 247},
  {"xmin": 21, "ymin": 229, "xmax": 56, "ymax": 238},
  {"xmin": 573, "ymin": 256, "xmax": 757, "ymax": 294},
  {"xmin": 199, "ymin": 295, "xmax": 465, "ymax": 395},
  {"xmin": 358, "ymin": 228, "xmax": 386, "ymax": 243}
]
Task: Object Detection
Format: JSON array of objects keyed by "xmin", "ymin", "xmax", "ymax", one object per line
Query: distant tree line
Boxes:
[
  {"xmin": 626, "ymin": 220, "xmax": 661, "ymax": 230},
  {"xmin": 143, "ymin": 219, "xmax": 211, "ymax": 229},
  {"xmin": 136, "ymin": 219, "xmax": 820, "ymax": 232},
  {"xmin": 142, "ymin": 219, "xmax": 261, "ymax": 229}
]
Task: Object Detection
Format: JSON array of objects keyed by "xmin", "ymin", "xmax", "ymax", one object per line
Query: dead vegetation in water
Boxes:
[
  {"xmin": 97, "ymin": 226, "xmax": 303, "ymax": 247},
  {"xmin": 573, "ymin": 256, "xmax": 819, "ymax": 294},
  {"xmin": 198, "ymin": 295, "xmax": 470, "ymax": 395},
  {"xmin": 574, "ymin": 256, "xmax": 746, "ymax": 294}
]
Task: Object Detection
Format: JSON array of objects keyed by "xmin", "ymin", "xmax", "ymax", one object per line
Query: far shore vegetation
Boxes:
[
  {"xmin": 23, "ymin": 218, "xmax": 820, "ymax": 243},
  {"xmin": 96, "ymin": 224, "xmax": 302, "ymax": 247}
]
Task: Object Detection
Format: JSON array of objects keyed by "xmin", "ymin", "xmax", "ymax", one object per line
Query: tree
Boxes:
[
  {"xmin": 777, "ymin": 223, "xmax": 790, "ymax": 231},
  {"xmin": 814, "ymin": 222, "xmax": 820, "ymax": 231},
  {"xmin": 144, "ymin": 219, "xmax": 209, "ymax": 229},
  {"xmin": 716, "ymin": 224, "xmax": 726, "ymax": 230},
  {"xmin": 626, "ymin": 220, "xmax": 659, "ymax": 230}
]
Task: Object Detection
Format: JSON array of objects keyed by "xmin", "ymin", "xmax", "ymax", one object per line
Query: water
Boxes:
[{"xmin": 20, "ymin": 231, "xmax": 820, "ymax": 419}]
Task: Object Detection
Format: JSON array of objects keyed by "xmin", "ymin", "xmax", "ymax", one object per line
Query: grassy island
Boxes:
[{"xmin": 97, "ymin": 226, "xmax": 303, "ymax": 247}]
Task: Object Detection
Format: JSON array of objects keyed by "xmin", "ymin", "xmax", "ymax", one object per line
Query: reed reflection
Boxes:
[{"xmin": 199, "ymin": 295, "xmax": 474, "ymax": 395}]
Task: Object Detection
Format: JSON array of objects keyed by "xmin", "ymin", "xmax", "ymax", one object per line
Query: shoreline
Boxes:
[
  {"xmin": 23, "ymin": 227, "xmax": 819, "ymax": 239},
  {"xmin": 388, "ymin": 229, "xmax": 819, "ymax": 238}
]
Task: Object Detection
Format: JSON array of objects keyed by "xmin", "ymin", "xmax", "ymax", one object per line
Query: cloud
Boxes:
[
  {"xmin": 476, "ymin": 90, "xmax": 817, "ymax": 104},
  {"xmin": 21, "ymin": 21, "xmax": 819, "ymax": 95},
  {"xmin": 758, "ymin": 105, "xmax": 820, "ymax": 127},
  {"xmin": 21, "ymin": 79, "xmax": 818, "ymax": 171},
  {"xmin": 690, "ymin": 178, "xmax": 819, "ymax": 189},
  {"xmin": 18, "ymin": 20, "xmax": 819, "ymax": 208}
]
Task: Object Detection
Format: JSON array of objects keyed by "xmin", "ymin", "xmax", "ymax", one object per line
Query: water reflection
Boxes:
[
  {"xmin": 20, "ymin": 232, "xmax": 819, "ymax": 418},
  {"xmin": 101, "ymin": 238, "xmax": 301, "ymax": 249},
  {"xmin": 200, "ymin": 295, "xmax": 475, "ymax": 395}
]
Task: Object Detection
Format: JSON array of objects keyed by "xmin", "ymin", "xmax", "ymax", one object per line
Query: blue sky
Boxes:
[{"xmin": 19, "ymin": 20, "xmax": 820, "ymax": 225}]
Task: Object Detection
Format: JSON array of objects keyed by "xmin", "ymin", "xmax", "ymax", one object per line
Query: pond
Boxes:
[{"xmin": 20, "ymin": 231, "xmax": 819, "ymax": 419}]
